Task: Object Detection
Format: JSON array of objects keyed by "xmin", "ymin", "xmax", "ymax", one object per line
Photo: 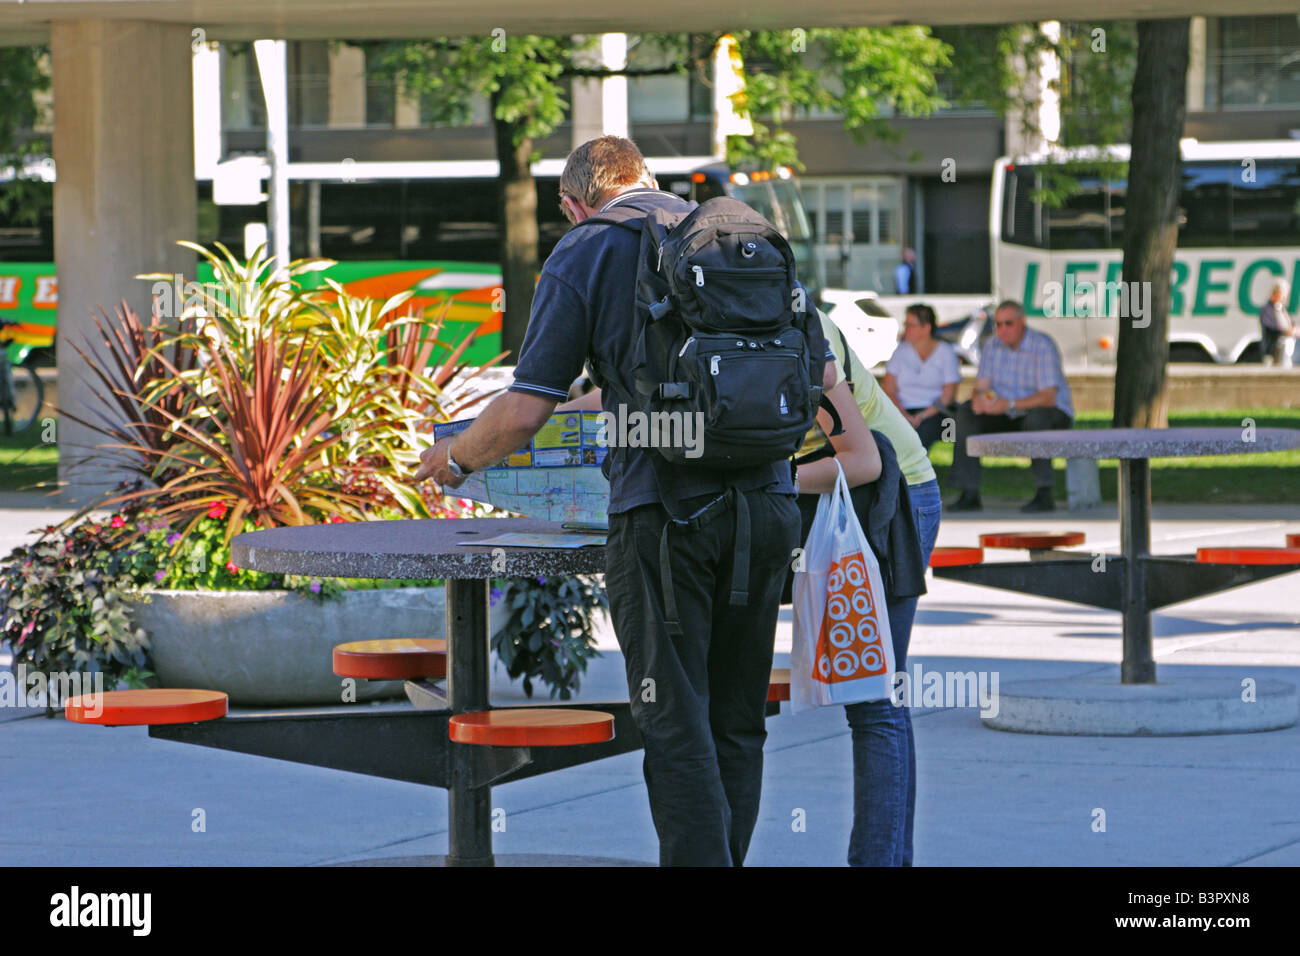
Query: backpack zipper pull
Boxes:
[
  {"xmin": 692, "ymin": 265, "xmax": 705, "ymax": 287},
  {"xmin": 657, "ymin": 244, "xmax": 664, "ymax": 272},
  {"xmin": 678, "ymin": 335, "xmax": 695, "ymax": 357},
  {"xmin": 710, "ymin": 355, "xmax": 720, "ymax": 375}
]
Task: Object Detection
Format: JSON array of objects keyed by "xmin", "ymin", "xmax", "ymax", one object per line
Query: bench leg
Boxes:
[{"xmin": 446, "ymin": 578, "xmax": 495, "ymax": 866}]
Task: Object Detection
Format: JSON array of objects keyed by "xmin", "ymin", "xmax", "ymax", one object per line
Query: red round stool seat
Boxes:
[
  {"xmin": 979, "ymin": 531, "xmax": 1085, "ymax": 549},
  {"xmin": 332, "ymin": 638, "xmax": 447, "ymax": 680},
  {"xmin": 768, "ymin": 668, "xmax": 791, "ymax": 702},
  {"xmin": 449, "ymin": 709, "xmax": 614, "ymax": 747},
  {"xmin": 65, "ymin": 689, "xmax": 228, "ymax": 726},
  {"xmin": 1197, "ymin": 547, "xmax": 1300, "ymax": 566},
  {"xmin": 930, "ymin": 546, "xmax": 985, "ymax": 567}
]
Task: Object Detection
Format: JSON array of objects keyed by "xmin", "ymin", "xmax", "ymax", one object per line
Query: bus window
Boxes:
[
  {"xmin": 1001, "ymin": 166, "xmax": 1045, "ymax": 248},
  {"xmin": 1046, "ymin": 177, "xmax": 1110, "ymax": 249},
  {"xmin": 1232, "ymin": 160, "xmax": 1300, "ymax": 246},
  {"xmin": 0, "ymin": 181, "xmax": 54, "ymax": 262},
  {"xmin": 1178, "ymin": 163, "xmax": 1234, "ymax": 247}
]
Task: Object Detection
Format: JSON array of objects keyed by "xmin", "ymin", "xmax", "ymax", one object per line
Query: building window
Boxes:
[
  {"xmin": 364, "ymin": 48, "xmax": 396, "ymax": 127},
  {"xmin": 626, "ymin": 35, "xmax": 711, "ymax": 125},
  {"xmin": 419, "ymin": 91, "xmax": 493, "ymax": 128},
  {"xmin": 801, "ymin": 176, "xmax": 904, "ymax": 291},
  {"xmin": 220, "ymin": 45, "xmax": 266, "ymax": 130},
  {"xmin": 288, "ymin": 41, "xmax": 331, "ymax": 128},
  {"xmin": 1206, "ymin": 15, "xmax": 1300, "ymax": 109}
]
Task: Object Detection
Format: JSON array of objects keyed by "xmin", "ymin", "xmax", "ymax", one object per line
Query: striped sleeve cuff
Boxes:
[{"xmin": 508, "ymin": 381, "xmax": 570, "ymax": 400}]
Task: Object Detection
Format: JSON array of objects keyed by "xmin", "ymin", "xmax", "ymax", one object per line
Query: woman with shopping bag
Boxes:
[{"xmin": 787, "ymin": 309, "xmax": 938, "ymax": 868}]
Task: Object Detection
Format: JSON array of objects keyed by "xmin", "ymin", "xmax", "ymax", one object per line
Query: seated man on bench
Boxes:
[{"xmin": 948, "ymin": 299, "xmax": 1074, "ymax": 513}]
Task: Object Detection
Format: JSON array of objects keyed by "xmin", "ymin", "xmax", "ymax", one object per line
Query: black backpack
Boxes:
[
  {"xmin": 577, "ymin": 192, "xmax": 839, "ymax": 635},
  {"xmin": 581, "ymin": 194, "xmax": 832, "ymax": 471}
]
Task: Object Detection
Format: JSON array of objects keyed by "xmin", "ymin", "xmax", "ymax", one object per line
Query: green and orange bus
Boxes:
[{"xmin": 0, "ymin": 158, "xmax": 822, "ymax": 367}]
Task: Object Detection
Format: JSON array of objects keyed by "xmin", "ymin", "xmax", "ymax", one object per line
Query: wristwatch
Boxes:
[{"xmin": 446, "ymin": 443, "xmax": 473, "ymax": 478}]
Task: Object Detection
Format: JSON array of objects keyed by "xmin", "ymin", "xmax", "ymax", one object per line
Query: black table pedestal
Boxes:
[
  {"xmin": 1119, "ymin": 459, "xmax": 1155, "ymax": 684},
  {"xmin": 446, "ymin": 578, "xmax": 494, "ymax": 867}
]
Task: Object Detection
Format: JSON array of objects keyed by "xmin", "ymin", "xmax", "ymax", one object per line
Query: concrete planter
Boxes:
[{"xmin": 130, "ymin": 587, "xmax": 445, "ymax": 706}]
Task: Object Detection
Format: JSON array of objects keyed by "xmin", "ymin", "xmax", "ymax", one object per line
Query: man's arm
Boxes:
[
  {"xmin": 992, "ymin": 386, "xmax": 1057, "ymax": 413},
  {"xmin": 990, "ymin": 335, "xmax": 1060, "ymax": 413},
  {"xmin": 413, "ymin": 391, "xmax": 557, "ymax": 489},
  {"xmin": 557, "ymin": 388, "xmax": 602, "ymax": 412}
]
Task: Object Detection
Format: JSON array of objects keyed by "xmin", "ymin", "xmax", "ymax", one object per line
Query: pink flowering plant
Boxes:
[
  {"xmin": 0, "ymin": 516, "xmax": 152, "ymax": 690},
  {"xmin": 1, "ymin": 241, "xmax": 509, "ymax": 688}
]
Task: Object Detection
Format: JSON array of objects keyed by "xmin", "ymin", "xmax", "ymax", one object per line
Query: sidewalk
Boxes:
[{"xmin": 2, "ymin": 498, "xmax": 1298, "ymax": 866}]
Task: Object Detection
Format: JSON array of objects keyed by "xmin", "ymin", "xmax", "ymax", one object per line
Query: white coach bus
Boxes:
[{"xmin": 991, "ymin": 138, "xmax": 1300, "ymax": 365}]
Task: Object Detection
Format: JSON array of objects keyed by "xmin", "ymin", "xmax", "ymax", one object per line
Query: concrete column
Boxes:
[
  {"xmin": 193, "ymin": 41, "xmax": 222, "ymax": 178},
  {"xmin": 1186, "ymin": 17, "xmax": 1207, "ymax": 112},
  {"xmin": 329, "ymin": 45, "xmax": 366, "ymax": 127},
  {"xmin": 395, "ymin": 89, "xmax": 422, "ymax": 128},
  {"xmin": 571, "ymin": 34, "xmax": 628, "ymax": 150},
  {"xmin": 712, "ymin": 34, "xmax": 752, "ymax": 160},
  {"xmin": 254, "ymin": 40, "xmax": 291, "ymax": 270},
  {"xmin": 52, "ymin": 20, "xmax": 196, "ymax": 503},
  {"xmin": 1003, "ymin": 22, "xmax": 1061, "ymax": 158}
]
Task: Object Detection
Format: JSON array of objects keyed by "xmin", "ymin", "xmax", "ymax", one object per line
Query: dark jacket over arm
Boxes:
[{"xmin": 787, "ymin": 430, "xmax": 927, "ymax": 603}]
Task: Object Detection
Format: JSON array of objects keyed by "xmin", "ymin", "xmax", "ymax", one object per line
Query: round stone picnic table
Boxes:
[
  {"xmin": 967, "ymin": 426, "xmax": 1300, "ymax": 460},
  {"xmin": 230, "ymin": 516, "xmax": 606, "ymax": 580},
  {"xmin": 231, "ymin": 517, "xmax": 608, "ymax": 865},
  {"xmin": 961, "ymin": 427, "xmax": 1300, "ymax": 685}
]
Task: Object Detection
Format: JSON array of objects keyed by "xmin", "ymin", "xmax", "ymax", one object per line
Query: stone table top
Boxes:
[
  {"xmin": 231, "ymin": 518, "xmax": 607, "ymax": 580},
  {"xmin": 967, "ymin": 427, "xmax": 1300, "ymax": 460}
]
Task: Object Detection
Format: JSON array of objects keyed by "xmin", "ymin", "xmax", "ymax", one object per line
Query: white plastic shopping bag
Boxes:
[{"xmin": 790, "ymin": 460, "xmax": 895, "ymax": 712}]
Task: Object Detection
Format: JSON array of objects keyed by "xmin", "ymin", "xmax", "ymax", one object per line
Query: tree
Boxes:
[
  {"xmin": 939, "ymin": 20, "xmax": 1190, "ymax": 427},
  {"xmin": 362, "ymin": 29, "xmax": 952, "ymax": 358},
  {"xmin": 360, "ymin": 35, "xmax": 583, "ymax": 359},
  {"xmin": 722, "ymin": 28, "xmax": 951, "ymax": 171},
  {"xmin": 1113, "ymin": 21, "xmax": 1189, "ymax": 428},
  {"xmin": 0, "ymin": 46, "xmax": 51, "ymax": 226}
]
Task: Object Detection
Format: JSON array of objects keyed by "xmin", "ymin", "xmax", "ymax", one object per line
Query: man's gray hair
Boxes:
[{"xmin": 995, "ymin": 299, "xmax": 1026, "ymax": 319}]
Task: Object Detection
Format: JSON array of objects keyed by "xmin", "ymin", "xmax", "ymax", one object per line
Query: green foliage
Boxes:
[
  {"xmin": 73, "ymin": 240, "xmax": 502, "ymax": 544},
  {"xmin": 0, "ymin": 494, "xmax": 452, "ymax": 687},
  {"xmin": 0, "ymin": 517, "xmax": 150, "ymax": 689},
  {"xmin": 0, "ymin": 45, "xmax": 50, "ymax": 226},
  {"xmin": 726, "ymin": 28, "xmax": 951, "ymax": 171},
  {"xmin": 117, "ymin": 503, "xmax": 344, "ymax": 597},
  {"xmin": 932, "ymin": 21, "xmax": 1137, "ymax": 208},
  {"xmin": 490, "ymin": 575, "xmax": 607, "ymax": 700},
  {"xmin": 356, "ymin": 35, "xmax": 594, "ymax": 152},
  {"xmin": 1058, "ymin": 22, "xmax": 1137, "ymax": 150}
]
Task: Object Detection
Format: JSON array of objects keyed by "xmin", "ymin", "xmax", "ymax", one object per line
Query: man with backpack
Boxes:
[{"xmin": 415, "ymin": 136, "xmax": 833, "ymax": 865}]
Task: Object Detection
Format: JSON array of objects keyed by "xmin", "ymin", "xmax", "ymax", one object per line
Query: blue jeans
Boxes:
[{"xmin": 843, "ymin": 478, "xmax": 941, "ymax": 866}]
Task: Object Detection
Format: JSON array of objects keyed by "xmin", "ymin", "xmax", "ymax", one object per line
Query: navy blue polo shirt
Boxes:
[{"xmin": 509, "ymin": 187, "xmax": 814, "ymax": 514}]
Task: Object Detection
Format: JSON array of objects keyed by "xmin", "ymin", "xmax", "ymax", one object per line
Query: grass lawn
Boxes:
[
  {"xmin": 4, "ymin": 409, "xmax": 1297, "ymax": 504},
  {"xmin": 928, "ymin": 408, "xmax": 1300, "ymax": 505},
  {"xmin": 0, "ymin": 423, "xmax": 58, "ymax": 492}
]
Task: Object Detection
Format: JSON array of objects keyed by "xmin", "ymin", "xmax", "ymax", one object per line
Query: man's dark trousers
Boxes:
[
  {"xmin": 949, "ymin": 402, "xmax": 1073, "ymax": 493},
  {"xmin": 605, "ymin": 487, "xmax": 800, "ymax": 866}
]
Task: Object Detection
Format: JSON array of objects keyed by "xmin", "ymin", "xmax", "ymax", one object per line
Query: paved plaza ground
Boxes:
[{"xmin": 2, "ymin": 494, "xmax": 1298, "ymax": 866}]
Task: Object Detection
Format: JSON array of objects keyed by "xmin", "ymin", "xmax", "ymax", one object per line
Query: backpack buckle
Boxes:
[{"xmin": 658, "ymin": 382, "xmax": 692, "ymax": 401}]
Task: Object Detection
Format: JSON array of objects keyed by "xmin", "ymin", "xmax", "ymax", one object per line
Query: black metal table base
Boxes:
[
  {"xmin": 934, "ymin": 552, "xmax": 1299, "ymax": 680},
  {"xmin": 149, "ymin": 700, "xmax": 647, "ymax": 790}
]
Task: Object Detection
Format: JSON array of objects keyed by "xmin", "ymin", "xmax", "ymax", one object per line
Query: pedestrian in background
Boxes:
[
  {"xmin": 1259, "ymin": 279, "xmax": 1296, "ymax": 368},
  {"xmin": 882, "ymin": 303, "xmax": 961, "ymax": 450}
]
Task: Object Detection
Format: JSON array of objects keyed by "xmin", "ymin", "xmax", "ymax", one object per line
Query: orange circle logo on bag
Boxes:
[{"xmin": 813, "ymin": 551, "xmax": 888, "ymax": 683}]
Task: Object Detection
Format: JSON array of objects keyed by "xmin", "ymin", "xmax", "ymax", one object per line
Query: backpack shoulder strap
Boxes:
[
  {"xmin": 838, "ymin": 328, "xmax": 855, "ymax": 393},
  {"xmin": 572, "ymin": 204, "xmax": 644, "ymax": 234}
]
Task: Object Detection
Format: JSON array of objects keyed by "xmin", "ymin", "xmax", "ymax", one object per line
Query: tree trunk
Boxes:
[
  {"xmin": 492, "ymin": 98, "xmax": 540, "ymax": 361},
  {"xmin": 1112, "ymin": 19, "xmax": 1189, "ymax": 428}
]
